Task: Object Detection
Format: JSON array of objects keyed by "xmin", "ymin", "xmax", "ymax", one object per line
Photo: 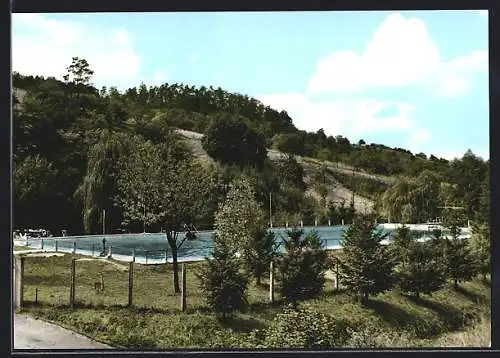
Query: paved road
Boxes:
[{"xmin": 14, "ymin": 313, "xmax": 112, "ymax": 350}]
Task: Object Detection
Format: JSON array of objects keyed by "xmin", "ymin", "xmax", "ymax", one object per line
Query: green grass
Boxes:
[
  {"xmin": 18, "ymin": 253, "xmax": 490, "ymax": 349},
  {"xmin": 13, "ymin": 245, "xmax": 36, "ymax": 251}
]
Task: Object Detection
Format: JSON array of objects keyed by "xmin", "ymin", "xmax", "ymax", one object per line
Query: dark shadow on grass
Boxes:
[
  {"xmin": 453, "ymin": 285, "xmax": 488, "ymax": 305},
  {"xmin": 218, "ymin": 315, "xmax": 267, "ymax": 333},
  {"xmin": 406, "ymin": 295, "xmax": 475, "ymax": 332},
  {"xmin": 478, "ymin": 278, "xmax": 491, "ymax": 288},
  {"xmin": 364, "ymin": 299, "xmax": 419, "ymax": 331},
  {"xmin": 23, "ymin": 275, "xmax": 69, "ymax": 287},
  {"xmin": 246, "ymin": 299, "xmax": 286, "ymax": 314}
]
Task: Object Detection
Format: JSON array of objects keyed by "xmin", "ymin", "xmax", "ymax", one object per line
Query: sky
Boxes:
[{"xmin": 11, "ymin": 10, "xmax": 489, "ymax": 161}]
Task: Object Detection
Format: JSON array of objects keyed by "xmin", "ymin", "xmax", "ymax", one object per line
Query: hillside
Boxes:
[
  {"xmin": 177, "ymin": 129, "xmax": 375, "ymax": 214},
  {"xmin": 11, "ymin": 65, "xmax": 489, "ymax": 234}
]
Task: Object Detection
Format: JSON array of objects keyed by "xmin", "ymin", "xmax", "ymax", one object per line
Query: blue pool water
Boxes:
[{"xmin": 17, "ymin": 225, "xmax": 454, "ymax": 264}]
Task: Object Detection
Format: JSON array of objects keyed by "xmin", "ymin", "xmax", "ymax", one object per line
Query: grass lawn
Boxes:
[
  {"xmin": 18, "ymin": 253, "xmax": 491, "ymax": 349},
  {"xmin": 13, "ymin": 245, "xmax": 36, "ymax": 251}
]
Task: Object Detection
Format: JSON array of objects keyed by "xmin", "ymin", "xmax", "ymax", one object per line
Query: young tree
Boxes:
[
  {"xmin": 244, "ymin": 229, "xmax": 279, "ymax": 286},
  {"xmin": 339, "ymin": 217, "xmax": 396, "ymax": 304},
  {"xmin": 469, "ymin": 223, "xmax": 490, "ymax": 282},
  {"xmin": 214, "ymin": 177, "xmax": 266, "ymax": 255},
  {"xmin": 396, "ymin": 240, "xmax": 446, "ymax": 298},
  {"xmin": 279, "ymin": 229, "xmax": 328, "ymax": 304},
  {"xmin": 116, "ymin": 137, "xmax": 214, "ymax": 293},
  {"xmin": 442, "ymin": 221, "xmax": 478, "ymax": 288},
  {"xmin": 197, "ymin": 235, "xmax": 248, "ymax": 319}
]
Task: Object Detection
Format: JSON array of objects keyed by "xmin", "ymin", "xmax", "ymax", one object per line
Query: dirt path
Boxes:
[{"xmin": 14, "ymin": 313, "xmax": 112, "ymax": 350}]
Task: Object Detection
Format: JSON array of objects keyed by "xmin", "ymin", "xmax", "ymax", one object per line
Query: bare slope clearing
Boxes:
[{"xmin": 176, "ymin": 129, "xmax": 376, "ymax": 213}]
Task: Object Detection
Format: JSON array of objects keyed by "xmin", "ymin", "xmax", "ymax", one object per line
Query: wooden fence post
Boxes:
[
  {"xmin": 335, "ymin": 261, "xmax": 339, "ymax": 291},
  {"xmin": 181, "ymin": 263, "xmax": 186, "ymax": 311},
  {"xmin": 269, "ymin": 260, "xmax": 275, "ymax": 303},
  {"xmin": 14, "ymin": 256, "xmax": 25, "ymax": 310},
  {"xmin": 70, "ymin": 258, "xmax": 76, "ymax": 308},
  {"xmin": 73, "ymin": 241, "xmax": 76, "ymax": 255},
  {"xmin": 35, "ymin": 288, "xmax": 38, "ymax": 305},
  {"xmin": 41, "ymin": 239, "xmax": 44, "ymax": 250},
  {"xmin": 101, "ymin": 273, "xmax": 104, "ymax": 291},
  {"xmin": 55, "ymin": 240, "xmax": 58, "ymax": 252},
  {"xmin": 128, "ymin": 261, "xmax": 134, "ymax": 307},
  {"xmin": 132, "ymin": 248, "xmax": 135, "ymax": 263}
]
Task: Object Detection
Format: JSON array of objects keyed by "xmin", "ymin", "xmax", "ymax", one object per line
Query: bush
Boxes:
[
  {"xmin": 278, "ymin": 229, "xmax": 328, "ymax": 303},
  {"xmin": 263, "ymin": 305, "xmax": 351, "ymax": 348}
]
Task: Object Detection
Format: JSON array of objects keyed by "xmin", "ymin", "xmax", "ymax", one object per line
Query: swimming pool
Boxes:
[{"xmin": 15, "ymin": 225, "xmax": 466, "ymax": 264}]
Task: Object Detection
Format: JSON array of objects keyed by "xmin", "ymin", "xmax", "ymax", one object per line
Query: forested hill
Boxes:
[{"xmin": 11, "ymin": 58, "xmax": 489, "ymax": 235}]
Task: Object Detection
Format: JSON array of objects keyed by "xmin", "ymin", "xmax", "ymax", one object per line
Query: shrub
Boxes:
[{"xmin": 263, "ymin": 305, "xmax": 351, "ymax": 349}]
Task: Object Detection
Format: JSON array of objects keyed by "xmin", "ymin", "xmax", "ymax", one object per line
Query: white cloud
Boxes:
[
  {"xmin": 11, "ymin": 14, "xmax": 156, "ymax": 91},
  {"xmin": 307, "ymin": 13, "xmax": 487, "ymax": 98},
  {"xmin": 257, "ymin": 93, "xmax": 416, "ymax": 139}
]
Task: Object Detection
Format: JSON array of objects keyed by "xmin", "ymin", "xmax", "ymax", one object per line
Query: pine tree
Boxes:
[
  {"xmin": 443, "ymin": 222, "xmax": 478, "ymax": 288},
  {"xmin": 196, "ymin": 234, "xmax": 248, "ymax": 319},
  {"xmin": 397, "ymin": 240, "xmax": 446, "ymax": 298},
  {"xmin": 469, "ymin": 223, "xmax": 490, "ymax": 281},
  {"xmin": 244, "ymin": 229, "xmax": 279, "ymax": 286},
  {"xmin": 339, "ymin": 217, "xmax": 396, "ymax": 304},
  {"xmin": 279, "ymin": 228, "xmax": 328, "ymax": 304}
]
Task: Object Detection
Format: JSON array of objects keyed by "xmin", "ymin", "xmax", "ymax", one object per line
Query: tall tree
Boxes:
[
  {"xmin": 116, "ymin": 136, "xmax": 214, "ymax": 293},
  {"xmin": 214, "ymin": 177, "xmax": 266, "ymax": 255}
]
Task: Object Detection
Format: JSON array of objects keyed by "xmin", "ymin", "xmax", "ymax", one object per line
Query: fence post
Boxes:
[
  {"xmin": 41, "ymin": 239, "xmax": 44, "ymax": 250},
  {"xmin": 269, "ymin": 260, "xmax": 275, "ymax": 303},
  {"xmin": 335, "ymin": 260, "xmax": 339, "ymax": 291},
  {"xmin": 101, "ymin": 273, "xmax": 104, "ymax": 292},
  {"xmin": 328, "ymin": 219, "xmax": 331, "ymax": 227},
  {"xmin": 181, "ymin": 263, "xmax": 186, "ymax": 311},
  {"xmin": 132, "ymin": 248, "xmax": 135, "ymax": 263},
  {"xmin": 55, "ymin": 240, "xmax": 58, "ymax": 252},
  {"xmin": 128, "ymin": 261, "xmax": 134, "ymax": 307},
  {"xmin": 14, "ymin": 256, "xmax": 25, "ymax": 310},
  {"xmin": 35, "ymin": 287, "xmax": 38, "ymax": 305},
  {"xmin": 73, "ymin": 241, "xmax": 76, "ymax": 255},
  {"xmin": 70, "ymin": 258, "xmax": 76, "ymax": 308}
]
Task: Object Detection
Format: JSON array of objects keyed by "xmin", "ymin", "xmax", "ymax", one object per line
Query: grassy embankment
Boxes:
[{"xmin": 17, "ymin": 253, "xmax": 490, "ymax": 349}]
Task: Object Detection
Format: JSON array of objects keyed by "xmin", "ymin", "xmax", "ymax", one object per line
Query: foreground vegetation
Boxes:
[{"xmin": 19, "ymin": 253, "xmax": 490, "ymax": 349}]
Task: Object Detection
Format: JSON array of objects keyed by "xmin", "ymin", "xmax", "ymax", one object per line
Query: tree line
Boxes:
[{"xmin": 13, "ymin": 56, "xmax": 489, "ymax": 239}]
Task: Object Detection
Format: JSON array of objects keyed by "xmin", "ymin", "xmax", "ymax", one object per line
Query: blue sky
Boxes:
[{"xmin": 11, "ymin": 10, "xmax": 489, "ymax": 160}]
